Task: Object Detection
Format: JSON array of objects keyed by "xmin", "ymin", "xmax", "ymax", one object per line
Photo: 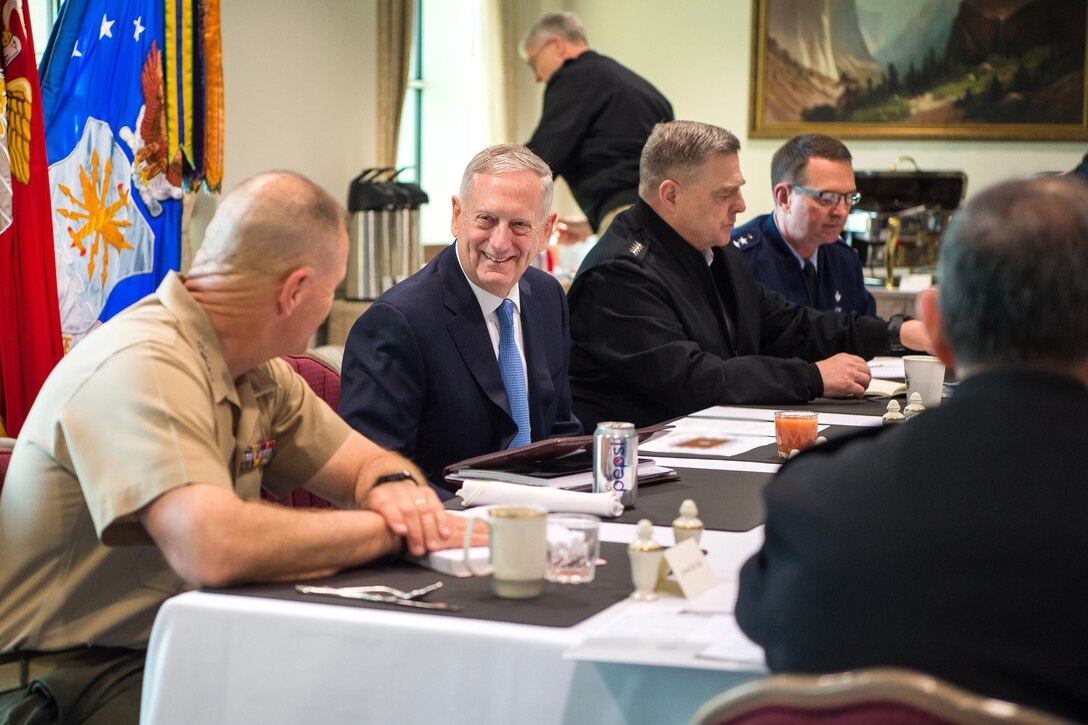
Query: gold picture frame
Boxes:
[{"xmin": 749, "ymin": 0, "xmax": 1088, "ymax": 141}]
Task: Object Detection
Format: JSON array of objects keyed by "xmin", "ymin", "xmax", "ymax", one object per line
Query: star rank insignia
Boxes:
[{"xmin": 197, "ymin": 338, "xmax": 214, "ymax": 381}]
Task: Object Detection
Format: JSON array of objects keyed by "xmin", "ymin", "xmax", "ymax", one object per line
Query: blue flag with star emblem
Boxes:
[{"xmin": 39, "ymin": 0, "xmax": 220, "ymax": 351}]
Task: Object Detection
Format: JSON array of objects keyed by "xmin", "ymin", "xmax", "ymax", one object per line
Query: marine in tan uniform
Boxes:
[{"xmin": 0, "ymin": 171, "xmax": 478, "ymax": 724}]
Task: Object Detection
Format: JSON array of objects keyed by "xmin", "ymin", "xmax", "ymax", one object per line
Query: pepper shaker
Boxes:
[
  {"xmin": 672, "ymin": 499, "xmax": 704, "ymax": 547},
  {"xmin": 628, "ymin": 519, "xmax": 663, "ymax": 601},
  {"xmin": 904, "ymin": 392, "xmax": 926, "ymax": 419},
  {"xmin": 882, "ymin": 399, "xmax": 905, "ymax": 424}
]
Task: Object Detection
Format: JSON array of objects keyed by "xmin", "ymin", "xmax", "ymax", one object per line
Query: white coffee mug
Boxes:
[
  {"xmin": 903, "ymin": 354, "xmax": 946, "ymax": 408},
  {"xmin": 462, "ymin": 505, "xmax": 548, "ymax": 599}
]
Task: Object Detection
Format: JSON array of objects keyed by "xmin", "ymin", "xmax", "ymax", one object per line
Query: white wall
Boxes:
[
  {"xmin": 186, "ymin": 0, "xmax": 378, "ymax": 245},
  {"xmin": 516, "ymin": 0, "xmax": 1086, "ymax": 221},
  {"xmin": 205, "ymin": 0, "xmax": 1085, "ymax": 233}
]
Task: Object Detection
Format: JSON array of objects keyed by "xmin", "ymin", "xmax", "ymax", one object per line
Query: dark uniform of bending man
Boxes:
[
  {"xmin": 567, "ymin": 121, "xmax": 927, "ymax": 428},
  {"xmin": 736, "ymin": 175, "xmax": 1088, "ymax": 721},
  {"xmin": 521, "ymin": 12, "xmax": 673, "ymax": 243}
]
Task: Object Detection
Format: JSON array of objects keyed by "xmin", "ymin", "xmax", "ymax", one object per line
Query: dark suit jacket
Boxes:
[
  {"xmin": 732, "ymin": 213, "xmax": 877, "ymax": 316},
  {"xmin": 736, "ymin": 370, "xmax": 1088, "ymax": 721},
  {"xmin": 567, "ymin": 201, "xmax": 889, "ymax": 428},
  {"xmin": 339, "ymin": 245, "xmax": 581, "ymax": 495}
]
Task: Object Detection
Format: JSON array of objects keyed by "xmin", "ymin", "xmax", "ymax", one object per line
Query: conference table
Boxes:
[{"xmin": 140, "ymin": 397, "xmax": 894, "ymax": 725}]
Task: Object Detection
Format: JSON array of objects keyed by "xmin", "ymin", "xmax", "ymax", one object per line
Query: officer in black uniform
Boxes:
[{"xmin": 568, "ymin": 122, "xmax": 928, "ymax": 428}]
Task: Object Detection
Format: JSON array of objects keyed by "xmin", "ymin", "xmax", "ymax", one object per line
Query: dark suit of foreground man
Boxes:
[
  {"xmin": 340, "ymin": 145, "xmax": 581, "ymax": 496},
  {"xmin": 568, "ymin": 120, "xmax": 927, "ymax": 428},
  {"xmin": 736, "ymin": 175, "xmax": 1088, "ymax": 721},
  {"xmin": 0, "ymin": 172, "xmax": 478, "ymax": 724}
]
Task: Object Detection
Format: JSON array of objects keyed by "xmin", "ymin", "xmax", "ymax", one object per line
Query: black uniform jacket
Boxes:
[
  {"xmin": 567, "ymin": 201, "xmax": 888, "ymax": 428},
  {"xmin": 525, "ymin": 51, "xmax": 673, "ymax": 232},
  {"xmin": 736, "ymin": 370, "xmax": 1088, "ymax": 722}
]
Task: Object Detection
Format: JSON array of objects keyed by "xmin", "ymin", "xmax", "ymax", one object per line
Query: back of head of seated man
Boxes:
[
  {"xmin": 0, "ymin": 171, "xmax": 477, "ymax": 723},
  {"xmin": 731, "ymin": 133, "xmax": 876, "ymax": 316},
  {"xmin": 339, "ymin": 145, "xmax": 582, "ymax": 498},
  {"xmin": 566, "ymin": 120, "xmax": 926, "ymax": 428},
  {"xmin": 735, "ymin": 175, "xmax": 1088, "ymax": 721}
]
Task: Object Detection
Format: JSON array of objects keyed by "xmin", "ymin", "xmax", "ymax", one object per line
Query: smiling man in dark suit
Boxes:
[{"xmin": 339, "ymin": 144, "xmax": 581, "ymax": 497}]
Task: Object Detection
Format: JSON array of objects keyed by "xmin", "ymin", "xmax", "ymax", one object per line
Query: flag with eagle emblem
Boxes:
[
  {"xmin": 39, "ymin": 0, "xmax": 222, "ymax": 352},
  {"xmin": 0, "ymin": 0, "xmax": 62, "ymax": 437}
]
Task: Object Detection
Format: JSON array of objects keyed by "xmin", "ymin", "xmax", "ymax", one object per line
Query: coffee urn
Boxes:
[{"xmin": 344, "ymin": 168, "xmax": 429, "ymax": 300}]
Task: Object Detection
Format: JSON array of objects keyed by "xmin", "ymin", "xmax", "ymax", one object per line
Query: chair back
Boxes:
[
  {"xmin": 0, "ymin": 438, "xmax": 13, "ymax": 498},
  {"xmin": 690, "ymin": 669, "xmax": 1069, "ymax": 725},
  {"xmin": 259, "ymin": 354, "xmax": 341, "ymax": 509},
  {"xmin": 282, "ymin": 352, "xmax": 341, "ymax": 411}
]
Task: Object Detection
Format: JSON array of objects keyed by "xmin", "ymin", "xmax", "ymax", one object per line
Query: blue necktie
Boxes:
[
  {"xmin": 802, "ymin": 261, "xmax": 818, "ymax": 307},
  {"xmin": 497, "ymin": 299, "xmax": 531, "ymax": 448}
]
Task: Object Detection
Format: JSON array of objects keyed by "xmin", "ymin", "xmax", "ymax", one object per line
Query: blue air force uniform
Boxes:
[{"xmin": 731, "ymin": 214, "xmax": 876, "ymax": 317}]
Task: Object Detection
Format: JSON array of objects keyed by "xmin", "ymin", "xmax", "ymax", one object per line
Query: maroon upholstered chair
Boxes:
[
  {"xmin": 689, "ymin": 669, "xmax": 1066, "ymax": 725},
  {"xmin": 0, "ymin": 441, "xmax": 12, "ymax": 499},
  {"xmin": 259, "ymin": 354, "xmax": 341, "ymax": 510}
]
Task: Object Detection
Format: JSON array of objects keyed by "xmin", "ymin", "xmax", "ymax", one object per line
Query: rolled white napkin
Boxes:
[{"xmin": 455, "ymin": 480, "xmax": 625, "ymax": 518}]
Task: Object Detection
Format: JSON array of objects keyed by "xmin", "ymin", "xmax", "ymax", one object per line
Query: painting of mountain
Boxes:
[
  {"xmin": 864, "ymin": 0, "xmax": 959, "ymax": 72},
  {"xmin": 750, "ymin": 0, "xmax": 1088, "ymax": 139}
]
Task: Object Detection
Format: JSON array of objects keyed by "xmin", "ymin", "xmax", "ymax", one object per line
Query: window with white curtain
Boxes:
[
  {"xmin": 396, "ymin": 0, "xmax": 504, "ymax": 247},
  {"xmin": 29, "ymin": 0, "xmax": 62, "ymax": 63}
]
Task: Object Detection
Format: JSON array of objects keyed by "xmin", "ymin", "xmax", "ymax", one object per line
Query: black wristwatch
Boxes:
[
  {"xmin": 887, "ymin": 313, "xmax": 911, "ymax": 353},
  {"xmin": 375, "ymin": 470, "xmax": 421, "ymax": 487}
]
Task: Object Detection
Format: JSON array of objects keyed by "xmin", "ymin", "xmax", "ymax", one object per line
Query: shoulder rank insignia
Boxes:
[
  {"xmin": 627, "ymin": 239, "xmax": 646, "ymax": 257},
  {"xmin": 732, "ymin": 233, "xmax": 753, "ymax": 248}
]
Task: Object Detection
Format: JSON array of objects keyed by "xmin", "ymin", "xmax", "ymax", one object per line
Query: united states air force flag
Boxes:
[{"xmin": 39, "ymin": 0, "xmax": 223, "ymax": 351}]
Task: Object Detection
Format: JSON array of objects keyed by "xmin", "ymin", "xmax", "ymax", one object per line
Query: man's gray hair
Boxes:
[
  {"xmin": 771, "ymin": 133, "xmax": 852, "ymax": 187},
  {"xmin": 938, "ymin": 175, "xmax": 1088, "ymax": 369},
  {"xmin": 459, "ymin": 144, "xmax": 554, "ymax": 216},
  {"xmin": 521, "ymin": 12, "xmax": 587, "ymax": 53},
  {"xmin": 195, "ymin": 170, "xmax": 346, "ymax": 279},
  {"xmin": 639, "ymin": 121, "xmax": 741, "ymax": 198}
]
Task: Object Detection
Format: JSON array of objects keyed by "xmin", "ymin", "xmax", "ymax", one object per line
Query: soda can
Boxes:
[{"xmin": 593, "ymin": 421, "xmax": 638, "ymax": 507}]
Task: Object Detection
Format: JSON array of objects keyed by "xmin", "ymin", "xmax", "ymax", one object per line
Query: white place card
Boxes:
[{"xmin": 663, "ymin": 538, "xmax": 718, "ymax": 599}]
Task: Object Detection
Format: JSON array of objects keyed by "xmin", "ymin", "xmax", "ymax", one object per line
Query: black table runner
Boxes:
[
  {"xmin": 207, "ymin": 541, "xmax": 634, "ymax": 629},
  {"xmin": 612, "ymin": 466, "xmax": 769, "ymax": 531},
  {"xmin": 449, "ymin": 465, "xmax": 772, "ymax": 533}
]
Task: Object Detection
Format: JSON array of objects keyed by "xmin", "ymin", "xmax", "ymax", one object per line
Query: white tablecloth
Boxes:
[{"xmin": 140, "ymin": 523, "xmax": 767, "ymax": 725}]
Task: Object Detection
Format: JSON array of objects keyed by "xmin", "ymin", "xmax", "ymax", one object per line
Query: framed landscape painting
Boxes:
[{"xmin": 749, "ymin": 0, "xmax": 1088, "ymax": 140}]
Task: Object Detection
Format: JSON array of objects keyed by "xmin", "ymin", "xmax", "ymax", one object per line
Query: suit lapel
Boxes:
[{"xmin": 438, "ymin": 246, "xmax": 514, "ymax": 420}]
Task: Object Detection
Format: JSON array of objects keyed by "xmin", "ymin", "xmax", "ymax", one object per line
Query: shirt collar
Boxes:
[
  {"xmin": 454, "ymin": 243, "xmax": 522, "ymax": 316},
  {"xmin": 786, "ymin": 239, "xmax": 817, "ymax": 271},
  {"xmin": 769, "ymin": 213, "xmax": 818, "ymax": 271},
  {"xmin": 156, "ymin": 271, "xmax": 246, "ymax": 406}
]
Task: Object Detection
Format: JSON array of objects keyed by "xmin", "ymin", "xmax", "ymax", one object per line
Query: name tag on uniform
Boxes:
[{"xmin": 241, "ymin": 439, "xmax": 277, "ymax": 472}]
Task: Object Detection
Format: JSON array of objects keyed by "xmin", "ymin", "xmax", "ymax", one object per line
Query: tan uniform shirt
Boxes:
[{"xmin": 0, "ymin": 273, "xmax": 351, "ymax": 652}]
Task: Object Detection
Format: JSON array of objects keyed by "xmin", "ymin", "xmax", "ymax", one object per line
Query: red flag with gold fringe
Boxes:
[{"xmin": 0, "ymin": 3, "xmax": 63, "ymax": 437}]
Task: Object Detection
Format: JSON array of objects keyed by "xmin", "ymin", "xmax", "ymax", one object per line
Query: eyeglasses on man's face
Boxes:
[
  {"xmin": 524, "ymin": 38, "xmax": 555, "ymax": 72},
  {"xmin": 789, "ymin": 184, "xmax": 862, "ymax": 209}
]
